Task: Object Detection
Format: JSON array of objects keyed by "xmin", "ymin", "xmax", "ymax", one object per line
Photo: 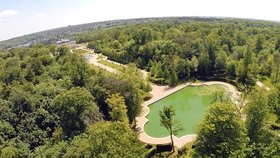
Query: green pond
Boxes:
[{"xmin": 144, "ymin": 85, "xmax": 224, "ymax": 138}]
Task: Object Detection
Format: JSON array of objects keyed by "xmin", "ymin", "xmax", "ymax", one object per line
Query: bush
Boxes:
[
  {"xmin": 143, "ymin": 93, "xmax": 153, "ymax": 101},
  {"xmin": 145, "ymin": 145, "xmax": 157, "ymax": 158},
  {"xmin": 156, "ymin": 144, "xmax": 172, "ymax": 153},
  {"xmin": 149, "ymin": 77, "xmax": 166, "ymax": 85}
]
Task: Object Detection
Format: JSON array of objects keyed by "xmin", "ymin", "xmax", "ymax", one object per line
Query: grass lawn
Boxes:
[
  {"xmin": 98, "ymin": 59, "xmax": 126, "ymax": 72},
  {"xmin": 144, "ymin": 85, "xmax": 224, "ymax": 138},
  {"xmin": 73, "ymin": 49, "xmax": 88, "ymax": 55},
  {"xmin": 261, "ymin": 78, "xmax": 274, "ymax": 89},
  {"xmin": 257, "ymin": 76, "xmax": 275, "ymax": 90}
]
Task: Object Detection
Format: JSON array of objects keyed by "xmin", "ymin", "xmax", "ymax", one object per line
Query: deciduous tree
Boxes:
[
  {"xmin": 169, "ymin": 70, "xmax": 178, "ymax": 86},
  {"xmin": 245, "ymin": 91, "xmax": 269, "ymax": 143},
  {"xmin": 272, "ymin": 51, "xmax": 280, "ymax": 84},
  {"xmin": 193, "ymin": 102, "xmax": 248, "ymax": 157},
  {"xmin": 64, "ymin": 122, "xmax": 147, "ymax": 157},
  {"xmin": 54, "ymin": 87, "xmax": 101, "ymax": 138},
  {"xmin": 106, "ymin": 93, "xmax": 128, "ymax": 123},
  {"xmin": 198, "ymin": 50, "xmax": 210, "ymax": 76},
  {"xmin": 159, "ymin": 105, "xmax": 183, "ymax": 152}
]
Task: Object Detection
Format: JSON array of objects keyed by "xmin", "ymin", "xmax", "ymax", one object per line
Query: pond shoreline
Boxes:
[{"xmin": 136, "ymin": 81, "xmax": 241, "ymax": 148}]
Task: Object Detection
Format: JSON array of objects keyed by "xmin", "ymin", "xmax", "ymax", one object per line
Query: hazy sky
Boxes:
[{"xmin": 0, "ymin": 0, "xmax": 279, "ymax": 41}]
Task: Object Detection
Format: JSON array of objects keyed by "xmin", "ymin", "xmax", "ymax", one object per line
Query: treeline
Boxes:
[
  {"xmin": 0, "ymin": 44, "xmax": 151, "ymax": 157},
  {"xmin": 79, "ymin": 19, "xmax": 280, "ymax": 87},
  {"xmin": 0, "ymin": 17, "xmax": 185, "ymax": 50}
]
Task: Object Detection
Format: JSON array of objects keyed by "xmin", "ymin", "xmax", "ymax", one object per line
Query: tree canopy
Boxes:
[
  {"xmin": 193, "ymin": 102, "xmax": 248, "ymax": 157},
  {"xmin": 0, "ymin": 44, "xmax": 149, "ymax": 156},
  {"xmin": 80, "ymin": 19, "xmax": 280, "ymax": 87},
  {"xmin": 159, "ymin": 105, "xmax": 183, "ymax": 152}
]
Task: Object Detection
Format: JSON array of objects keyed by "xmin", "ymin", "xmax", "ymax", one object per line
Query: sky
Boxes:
[{"xmin": 0, "ymin": 0, "xmax": 280, "ymax": 41}]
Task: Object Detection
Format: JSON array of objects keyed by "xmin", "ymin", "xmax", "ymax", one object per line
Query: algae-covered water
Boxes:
[{"xmin": 144, "ymin": 85, "xmax": 224, "ymax": 138}]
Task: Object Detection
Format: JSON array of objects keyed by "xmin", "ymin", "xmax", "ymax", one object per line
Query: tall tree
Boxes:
[
  {"xmin": 159, "ymin": 105, "xmax": 183, "ymax": 153},
  {"xmin": 68, "ymin": 54, "xmax": 91, "ymax": 87},
  {"xmin": 175, "ymin": 58, "xmax": 190, "ymax": 80},
  {"xmin": 206, "ymin": 37, "xmax": 217, "ymax": 73},
  {"xmin": 255, "ymin": 36, "xmax": 264, "ymax": 53},
  {"xmin": 198, "ymin": 50, "xmax": 210, "ymax": 77},
  {"xmin": 106, "ymin": 93, "xmax": 128, "ymax": 123},
  {"xmin": 54, "ymin": 87, "xmax": 102, "ymax": 138},
  {"xmin": 227, "ymin": 60, "xmax": 236, "ymax": 79},
  {"xmin": 118, "ymin": 64, "xmax": 145, "ymax": 124},
  {"xmin": 246, "ymin": 90, "xmax": 280, "ymax": 157},
  {"xmin": 238, "ymin": 45, "xmax": 255, "ymax": 87},
  {"xmin": 34, "ymin": 141, "xmax": 69, "ymax": 158},
  {"xmin": 147, "ymin": 59, "xmax": 154, "ymax": 71},
  {"xmin": 56, "ymin": 46, "xmax": 70, "ymax": 58},
  {"xmin": 215, "ymin": 50, "xmax": 228, "ymax": 74},
  {"xmin": 245, "ymin": 91, "xmax": 269, "ymax": 143},
  {"xmin": 0, "ymin": 138, "xmax": 31, "ymax": 157},
  {"xmin": 267, "ymin": 86, "xmax": 280, "ymax": 119},
  {"xmin": 275, "ymin": 37, "xmax": 280, "ymax": 50},
  {"xmin": 193, "ymin": 102, "xmax": 248, "ymax": 157},
  {"xmin": 189, "ymin": 56, "xmax": 199, "ymax": 75},
  {"xmin": 64, "ymin": 122, "xmax": 147, "ymax": 158},
  {"xmin": 169, "ymin": 70, "xmax": 178, "ymax": 86},
  {"xmin": 136, "ymin": 57, "xmax": 145, "ymax": 68},
  {"xmin": 0, "ymin": 57, "xmax": 21, "ymax": 84},
  {"xmin": 272, "ymin": 51, "xmax": 280, "ymax": 84}
]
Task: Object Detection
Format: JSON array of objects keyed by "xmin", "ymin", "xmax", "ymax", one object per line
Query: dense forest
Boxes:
[
  {"xmin": 0, "ymin": 18, "xmax": 280, "ymax": 157},
  {"xmin": 0, "ymin": 44, "xmax": 152, "ymax": 157},
  {"xmin": 79, "ymin": 18, "xmax": 280, "ymax": 88}
]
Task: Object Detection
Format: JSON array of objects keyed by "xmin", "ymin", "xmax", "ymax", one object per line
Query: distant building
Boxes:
[
  {"xmin": 56, "ymin": 39, "xmax": 76, "ymax": 46},
  {"xmin": 8, "ymin": 41, "xmax": 36, "ymax": 50}
]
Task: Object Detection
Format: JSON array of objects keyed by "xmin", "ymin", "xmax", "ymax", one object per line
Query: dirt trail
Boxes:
[{"xmin": 256, "ymin": 81, "xmax": 270, "ymax": 91}]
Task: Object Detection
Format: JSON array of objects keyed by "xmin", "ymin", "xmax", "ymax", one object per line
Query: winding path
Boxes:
[{"xmin": 86, "ymin": 53, "xmax": 118, "ymax": 74}]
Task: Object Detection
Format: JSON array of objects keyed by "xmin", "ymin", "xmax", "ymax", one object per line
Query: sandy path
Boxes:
[
  {"xmin": 256, "ymin": 81, "xmax": 270, "ymax": 91},
  {"xmin": 136, "ymin": 81, "xmax": 240, "ymax": 148},
  {"xmin": 87, "ymin": 53, "xmax": 118, "ymax": 74},
  {"xmin": 79, "ymin": 46, "xmax": 119, "ymax": 74},
  {"xmin": 79, "ymin": 46, "xmax": 149, "ymax": 80}
]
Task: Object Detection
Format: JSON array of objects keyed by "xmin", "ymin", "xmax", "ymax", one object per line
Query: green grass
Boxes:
[
  {"xmin": 98, "ymin": 59, "xmax": 126, "ymax": 72},
  {"xmin": 97, "ymin": 55, "xmax": 103, "ymax": 60},
  {"xmin": 144, "ymin": 85, "xmax": 224, "ymax": 138},
  {"xmin": 256, "ymin": 76, "xmax": 275, "ymax": 91},
  {"xmin": 261, "ymin": 78, "xmax": 274, "ymax": 89},
  {"xmin": 73, "ymin": 49, "xmax": 87, "ymax": 55}
]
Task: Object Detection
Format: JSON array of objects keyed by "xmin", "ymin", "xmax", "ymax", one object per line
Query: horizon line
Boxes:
[{"xmin": 1, "ymin": 16, "xmax": 280, "ymax": 43}]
